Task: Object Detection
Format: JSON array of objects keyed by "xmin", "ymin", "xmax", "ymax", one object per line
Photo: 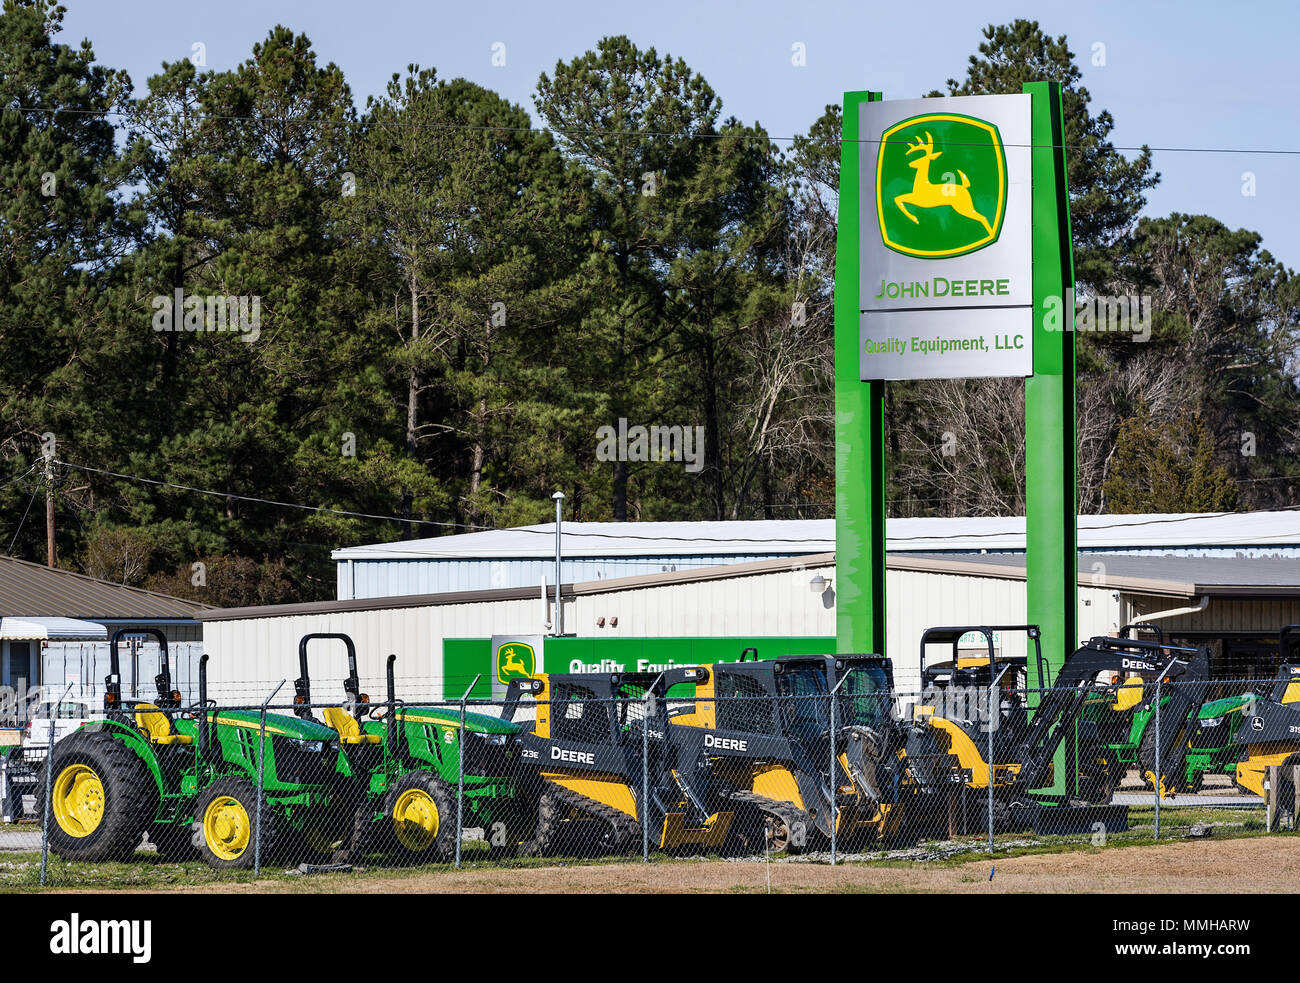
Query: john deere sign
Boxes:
[
  {"xmin": 876, "ymin": 114, "xmax": 1007, "ymax": 258},
  {"xmin": 490, "ymin": 634, "xmax": 542, "ymax": 698},
  {"xmin": 859, "ymin": 94, "xmax": 1033, "ymax": 381},
  {"xmin": 835, "ymin": 83, "xmax": 1077, "ymax": 751}
]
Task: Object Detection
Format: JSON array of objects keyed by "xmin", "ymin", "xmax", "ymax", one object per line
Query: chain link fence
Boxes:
[{"xmin": 2, "ymin": 670, "xmax": 1294, "ymax": 887}]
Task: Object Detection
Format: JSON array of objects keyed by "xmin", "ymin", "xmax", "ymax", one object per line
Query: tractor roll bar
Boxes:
[
  {"xmin": 294, "ymin": 633, "xmax": 359, "ymax": 717},
  {"xmin": 918, "ymin": 625, "xmax": 1045, "ymax": 691},
  {"xmin": 106, "ymin": 627, "xmax": 173, "ymax": 712}
]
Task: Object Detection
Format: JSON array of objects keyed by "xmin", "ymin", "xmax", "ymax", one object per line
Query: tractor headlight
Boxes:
[
  {"xmin": 475, "ymin": 732, "xmax": 508, "ymax": 745},
  {"xmin": 288, "ymin": 738, "xmax": 326, "ymax": 753},
  {"xmin": 1199, "ymin": 716, "xmax": 1223, "ymax": 728}
]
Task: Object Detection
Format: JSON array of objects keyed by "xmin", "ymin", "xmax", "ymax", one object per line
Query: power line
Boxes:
[
  {"xmin": 7, "ymin": 485, "xmax": 40, "ymax": 555},
  {"xmin": 11, "ymin": 103, "xmax": 1300, "ymax": 156},
  {"xmin": 58, "ymin": 460, "xmax": 473, "ymax": 531},
  {"xmin": 55, "ymin": 458, "xmax": 1300, "ymax": 554}
]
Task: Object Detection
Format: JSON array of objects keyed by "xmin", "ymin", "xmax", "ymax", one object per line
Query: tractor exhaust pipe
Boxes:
[
  {"xmin": 386, "ymin": 654, "xmax": 397, "ymax": 746},
  {"xmin": 197, "ymin": 654, "xmax": 209, "ymax": 758}
]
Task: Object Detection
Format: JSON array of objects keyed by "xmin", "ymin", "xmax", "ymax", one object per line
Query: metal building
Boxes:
[{"xmin": 332, "ymin": 511, "xmax": 1300, "ymax": 600}]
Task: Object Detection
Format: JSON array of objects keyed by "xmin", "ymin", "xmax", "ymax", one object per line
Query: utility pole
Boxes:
[{"xmin": 43, "ymin": 452, "xmax": 55, "ymax": 568}]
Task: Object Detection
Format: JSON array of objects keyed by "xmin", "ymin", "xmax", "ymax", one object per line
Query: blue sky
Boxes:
[{"xmin": 60, "ymin": 0, "xmax": 1300, "ymax": 269}]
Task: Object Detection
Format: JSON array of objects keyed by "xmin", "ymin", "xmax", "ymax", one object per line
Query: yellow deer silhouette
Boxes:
[
  {"xmin": 893, "ymin": 132, "xmax": 994, "ymax": 237},
  {"xmin": 500, "ymin": 646, "xmax": 528, "ymax": 676}
]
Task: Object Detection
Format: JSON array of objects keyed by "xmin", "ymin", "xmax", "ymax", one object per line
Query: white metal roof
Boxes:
[
  {"xmin": 332, "ymin": 511, "xmax": 1300, "ymax": 561},
  {"xmin": 0, "ymin": 617, "xmax": 109, "ymax": 640}
]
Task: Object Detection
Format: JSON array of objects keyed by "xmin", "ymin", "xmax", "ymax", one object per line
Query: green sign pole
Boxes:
[
  {"xmin": 1024, "ymin": 81, "xmax": 1076, "ymax": 793},
  {"xmin": 835, "ymin": 90, "xmax": 886, "ymax": 658}
]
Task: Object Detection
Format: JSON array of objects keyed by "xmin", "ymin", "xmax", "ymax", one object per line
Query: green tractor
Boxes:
[
  {"xmin": 1082, "ymin": 623, "xmax": 1249, "ymax": 792},
  {"xmin": 291, "ymin": 634, "xmax": 533, "ymax": 864},
  {"xmin": 39, "ymin": 628, "xmax": 349, "ymax": 869}
]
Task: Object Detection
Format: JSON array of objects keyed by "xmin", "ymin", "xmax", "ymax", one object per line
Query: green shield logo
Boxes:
[
  {"xmin": 876, "ymin": 113, "xmax": 1007, "ymax": 258},
  {"xmin": 495, "ymin": 641, "xmax": 536, "ymax": 684}
]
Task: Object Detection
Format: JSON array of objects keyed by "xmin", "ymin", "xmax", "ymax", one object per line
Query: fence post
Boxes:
[
  {"xmin": 989, "ymin": 666, "xmax": 1010, "ymax": 853},
  {"xmin": 1152, "ymin": 677, "xmax": 1162, "ymax": 841},
  {"xmin": 1266, "ymin": 765, "xmax": 1278, "ymax": 833},
  {"xmin": 254, "ymin": 680, "xmax": 285, "ymax": 875},
  {"xmin": 641, "ymin": 672, "xmax": 666, "ymax": 864},
  {"xmin": 39, "ymin": 681, "xmax": 75, "ymax": 887},
  {"xmin": 1292, "ymin": 764, "xmax": 1300, "ymax": 831},
  {"xmin": 828, "ymin": 671, "xmax": 849, "ymax": 865},
  {"xmin": 456, "ymin": 674, "xmax": 481, "ymax": 869}
]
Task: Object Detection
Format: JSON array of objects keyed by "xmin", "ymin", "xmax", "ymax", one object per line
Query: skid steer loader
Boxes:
[
  {"xmin": 1232, "ymin": 626, "xmax": 1300, "ymax": 817},
  {"xmin": 669, "ymin": 651, "xmax": 907, "ymax": 853},
  {"xmin": 500, "ymin": 666, "xmax": 739, "ymax": 855}
]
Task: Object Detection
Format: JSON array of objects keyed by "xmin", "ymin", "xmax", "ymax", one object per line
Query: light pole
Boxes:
[{"xmin": 552, "ymin": 491, "xmax": 565, "ymax": 637}]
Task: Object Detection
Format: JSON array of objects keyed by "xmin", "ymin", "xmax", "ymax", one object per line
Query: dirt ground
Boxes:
[{"xmin": 48, "ymin": 835, "xmax": 1298, "ymax": 894}]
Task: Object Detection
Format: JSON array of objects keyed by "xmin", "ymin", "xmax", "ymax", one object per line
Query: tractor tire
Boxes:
[
  {"xmin": 382, "ymin": 770, "xmax": 455, "ymax": 864},
  {"xmin": 282, "ymin": 808, "xmax": 357, "ymax": 865},
  {"xmin": 194, "ymin": 778, "xmax": 278, "ymax": 870},
  {"xmin": 37, "ymin": 731, "xmax": 154, "ymax": 862}
]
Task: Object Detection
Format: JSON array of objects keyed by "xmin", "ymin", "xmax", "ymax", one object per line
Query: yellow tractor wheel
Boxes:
[
  {"xmin": 384, "ymin": 770, "xmax": 454, "ymax": 862},
  {"xmin": 37, "ymin": 731, "xmax": 153, "ymax": 862},
  {"xmin": 195, "ymin": 778, "xmax": 273, "ymax": 869}
]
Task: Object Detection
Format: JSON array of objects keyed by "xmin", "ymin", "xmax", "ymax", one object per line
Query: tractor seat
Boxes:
[
  {"xmin": 322, "ymin": 706, "xmax": 381, "ymax": 744},
  {"xmin": 1114, "ymin": 678, "xmax": 1144, "ymax": 712},
  {"xmin": 134, "ymin": 704, "xmax": 193, "ymax": 745}
]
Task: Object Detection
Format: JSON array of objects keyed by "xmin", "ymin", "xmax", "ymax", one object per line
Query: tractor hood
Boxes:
[
  {"xmin": 394, "ymin": 706, "xmax": 520, "ymax": 735},
  {"xmin": 207, "ymin": 709, "xmax": 341, "ymax": 741},
  {"xmin": 1197, "ymin": 694, "xmax": 1252, "ymax": 719}
]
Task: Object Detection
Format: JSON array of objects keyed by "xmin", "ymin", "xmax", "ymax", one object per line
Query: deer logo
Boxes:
[
  {"xmin": 496, "ymin": 641, "xmax": 536, "ymax": 683},
  {"xmin": 875, "ymin": 113, "xmax": 1007, "ymax": 258},
  {"xmin": 894, "ymin": 131, "xmax": 994, "ymax": 237}
]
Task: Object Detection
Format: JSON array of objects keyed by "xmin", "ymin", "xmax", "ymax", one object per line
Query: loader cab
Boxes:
[
  {"xmin": 917, "ymin": 625, "xmax": 1043, "ymax": 739},
  {"xmin": 1273, "ymin": 627, "xmax": 1300, "ymax": 704},
  {"xmin": 533, "ymin": 669, "xmax": 706, "ymax": 745}
]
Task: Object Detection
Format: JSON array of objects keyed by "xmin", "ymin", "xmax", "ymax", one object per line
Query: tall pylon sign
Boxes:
[{"xmin": 834, "ymin": 84, "xmax": 1076, "ymax": 701}]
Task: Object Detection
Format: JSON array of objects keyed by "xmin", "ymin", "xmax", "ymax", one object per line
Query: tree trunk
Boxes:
[
  {"xmin": 613, "ymin": 459, "xmax": 628, "ymax": 522},
  {"xmin": 403, "ymin": 279, "xmax": 419, "ymax": 540},
  {"xmin": 703, "ymin": 340, "xmax": 723, "ymax": 520}
]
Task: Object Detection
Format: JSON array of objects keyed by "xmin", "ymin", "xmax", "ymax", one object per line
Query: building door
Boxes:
[{"xmin": 1, "ymin": 641, "xmax": 34, "ymax": 692}]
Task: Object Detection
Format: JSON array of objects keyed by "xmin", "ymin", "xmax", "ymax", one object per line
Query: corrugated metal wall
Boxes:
[
  {"xmin": 1125, "ymin": 596, "xmax": 1300, "ymax": 634},
  {"xmin": 336, "ymin": 555, "xmax": 787, "ymax": 600},
  {"xmin": 40, "ymin": 641, "xmax": 205, "ymax": 705},
  {"xmin": 209, "ymin": 565, "xmax": 1122, "ymax": 698}
]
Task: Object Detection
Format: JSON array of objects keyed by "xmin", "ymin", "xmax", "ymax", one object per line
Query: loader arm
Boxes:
[{"xmin": 1010, "ymin": 636, "xmax": 1209, "ymax": 797}]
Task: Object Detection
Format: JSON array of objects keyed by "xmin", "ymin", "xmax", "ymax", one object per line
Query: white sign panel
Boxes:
[{"xmin": 859, "ymin": 93, "xmax": 1033, "ymax": 380}]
